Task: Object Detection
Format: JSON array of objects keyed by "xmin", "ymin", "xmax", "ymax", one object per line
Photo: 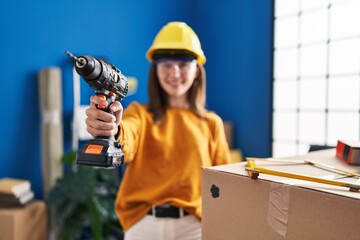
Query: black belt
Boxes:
[{"xmin": 147, "ymin": 205, "xmax": 190, "ymax": 218}]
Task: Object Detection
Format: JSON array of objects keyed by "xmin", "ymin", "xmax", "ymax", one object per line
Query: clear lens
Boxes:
[{"xmin": 156, "ymin": 59, "xmax": 196, "ymax": 73}]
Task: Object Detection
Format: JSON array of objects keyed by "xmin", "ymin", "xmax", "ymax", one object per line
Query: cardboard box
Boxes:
[
  {"xmin": 202, "ymin": 149, "xmax": 360, "ymax": 240},
  {"xmin": 0, "ymin": 201, "xmax": 48, "ymax": 240}
]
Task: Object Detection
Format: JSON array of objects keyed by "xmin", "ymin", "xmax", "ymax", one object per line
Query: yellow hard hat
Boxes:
[{"xmin": 146, "ymin": 21, "xmax": 206, "ymax": 65}]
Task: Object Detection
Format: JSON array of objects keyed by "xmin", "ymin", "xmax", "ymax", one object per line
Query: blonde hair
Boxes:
[{"xmin": 147, "ymin": 62, "xmax": 207, "ymax": 122}]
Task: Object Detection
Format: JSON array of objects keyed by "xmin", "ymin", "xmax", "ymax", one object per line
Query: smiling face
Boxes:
[{"xmin": 156, "ymin": 59, "xmax": 199, "ymax": 102}]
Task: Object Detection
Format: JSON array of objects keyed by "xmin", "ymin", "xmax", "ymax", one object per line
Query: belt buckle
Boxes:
[
  {"xmin": 152, "ymin": 205, "xmax": 165, "ymax": 217},
  {"xmin": 179, "ymin": 208, "xmax": 184, "ymax": 218},
  {"xmin": 152, "ymin": 205, "xmax": 157, "ymax": 217}
]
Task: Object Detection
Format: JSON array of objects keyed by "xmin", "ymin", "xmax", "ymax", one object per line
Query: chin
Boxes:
[{"xmin": 165, "ymin": 88, "xmax": 183, "ymax": 95}]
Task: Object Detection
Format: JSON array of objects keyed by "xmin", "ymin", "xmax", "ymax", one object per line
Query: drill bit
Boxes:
[
  {"xmin": 65, "ymin": 50, "xmax": 87, "ymax": 67},
  {"xmin": 65, "ymin": 50, "xmax": 78, "ymax": 61}
]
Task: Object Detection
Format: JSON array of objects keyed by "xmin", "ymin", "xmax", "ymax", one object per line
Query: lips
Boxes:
[
  {"xmin": 167, "ymin": 80, "xmax": 183, "ymax": 88},
  {"xmin": 169, "ymin": 82, "xmax": 181, "ymax": 87}
]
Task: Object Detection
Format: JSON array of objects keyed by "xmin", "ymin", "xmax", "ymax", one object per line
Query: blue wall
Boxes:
[
  {"xmin": 195, "ymin": 0, "xmax": 273, "ymax": 157},
  {"xmin": 0, "ymin": 0, "xmax": 272, "ymax": 199}
]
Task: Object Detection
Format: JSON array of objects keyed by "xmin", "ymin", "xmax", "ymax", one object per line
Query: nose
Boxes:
[{"xmin": 169, "ymin": 64, "xmax": 181, "ymax": 77}]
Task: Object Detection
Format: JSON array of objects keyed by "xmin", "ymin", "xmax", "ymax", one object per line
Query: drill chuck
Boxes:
[
  {"xmin": 75, "ymin": 57, "xmax": 87, "ymax": 68},
  {"xmin": 74, "ymin": 55, "xmax": 102, "ymax": 81}
]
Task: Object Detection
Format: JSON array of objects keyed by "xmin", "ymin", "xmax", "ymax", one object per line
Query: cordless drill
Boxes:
[{"xmin": 65, "ymin": 51, "xmax": 128, "ymax": 167}]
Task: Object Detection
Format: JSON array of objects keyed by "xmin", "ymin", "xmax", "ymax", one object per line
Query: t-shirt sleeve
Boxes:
[
  {"xmin": 209, "ymin": 113, "xmax": 232, "ymax": 166},
  {"xmin": 116, "ymin": 102, "xmax": 143, "ymax": 163}
]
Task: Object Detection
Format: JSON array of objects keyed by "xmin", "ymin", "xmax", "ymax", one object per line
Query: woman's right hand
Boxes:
[{"xmin": 85, "ymin": 95, "xmax": 123, "ymax": 138}]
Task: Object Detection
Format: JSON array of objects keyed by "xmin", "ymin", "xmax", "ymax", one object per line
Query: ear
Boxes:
[{"xmin": 194, "ymin": 65, "xmax": 200, "ymax": 79}]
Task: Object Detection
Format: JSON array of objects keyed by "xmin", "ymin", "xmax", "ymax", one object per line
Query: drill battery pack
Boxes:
[{"xmin": 76, "ymin": 138, "xmax": 124, "ymax": 167}]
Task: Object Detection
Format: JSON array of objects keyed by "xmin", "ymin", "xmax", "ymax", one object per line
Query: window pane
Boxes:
[
  {"xmin": 301, "ymin": 0, "xmax": 329, "ymax": 11},
  {"xmin": 272, "ymin": 141, "xmax": 297, "ymax": 158},
  {"xmin": 275, "ymin": 0, "xmax": 299, "ymax": 17},
  {"xmin": 299, "ymin": 112, "xmax": 326, "ymax": 143},
  {"xmin": 274, "ymin": 48, "xmax": 298, "ymax": 79},
  {"xmin": 329, "ymin": 38, "xmax": 360, "ymax": 75},
  {"xmin": 273, "ymin": 111, "xmax": 297, "ymax": 140},
  {"xmin": 274, "ymin": 79, "xmax": 298, "ymax": 109},
  {"xmin": 328, "ymin": 75, "xmax": 360, "ymax": 110},
  {"xmin": 298, "ymin": 143, "xmax": 311, "ymax": 155},
  {"xmin": 331, "ymin": 0, "xmax": 355, "ymax": 3},
  {"xmin": 299, "ymin": 78, "xmax": 326, "ymax": 110},
  {"xmin": 301, "ymin": 9, "xmax": 328, "ymax": 44},
  {"xmin": 300, "ymin": 44, "xmax": 327, "ymax": 77},
  {"xmin": 327, "ymin": 112, "xmax": 359, "ymax": 144},
  {"xmin": 330, "ymin": 0, "xmax": 360, "ymax": 39},
  {"xmin": 275, "ymin": 17, "xmax": 298, "ymax": 48}
]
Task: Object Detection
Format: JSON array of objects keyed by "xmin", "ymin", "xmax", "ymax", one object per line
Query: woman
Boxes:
[{"xmin": 85, "ymin": 21, "xmax": 231, "ymax": 240}]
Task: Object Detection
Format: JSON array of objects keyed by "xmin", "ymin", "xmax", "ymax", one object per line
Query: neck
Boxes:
[{"xmin": 168, "ymin": 95, "xmax": 189, "ymax": 109}]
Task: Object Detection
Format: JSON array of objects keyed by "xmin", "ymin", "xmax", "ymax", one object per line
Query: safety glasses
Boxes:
[{"xmin": 156, "ymin": 59, "xmax": 197, "ymax": 73}]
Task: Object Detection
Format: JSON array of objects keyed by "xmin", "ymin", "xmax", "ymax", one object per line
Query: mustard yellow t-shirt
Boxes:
[{"xmin": 115, "ymin": 102, "xmax": 231, "ymax": 231}]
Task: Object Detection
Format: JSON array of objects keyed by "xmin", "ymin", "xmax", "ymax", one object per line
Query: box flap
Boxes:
[{"xmin": 204, "ymin": 149, "xmax": 360, "ymax": 199}]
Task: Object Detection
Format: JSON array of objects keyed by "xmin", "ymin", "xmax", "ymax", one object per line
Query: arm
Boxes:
[
  {"xmin": 86, "ymin": 96, "xmax": 144, "ymax": 162},
  {"xmin": 116, "ymin": 103, "xmax": 143, "ymax": 163},
  {"xmin": 85, "ymin": 96, "xmax": 142, "ymax": 163},
  {"xmin": 211, "ymin": 115, "xmax": 232, "ymax": 166}
]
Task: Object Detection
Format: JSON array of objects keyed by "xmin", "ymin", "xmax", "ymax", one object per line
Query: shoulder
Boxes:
[
  {"xmin": 123, "ymin": 101, "xmax": 150, "ymax": 118},
  {"xmin": 201, "ymin": 111, "xmax": 226, "ymax": 134},
  {"xmin": 203, "ymin": 111, "xmax": 224, "ymax": 125},
  {"xmin": 125, "ymin": 101, "xmax": 148, "ymax": 112}
]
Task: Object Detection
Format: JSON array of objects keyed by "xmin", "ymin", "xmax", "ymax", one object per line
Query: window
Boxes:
[{"xmin": 273, "ymin": 0, "xmax": 360, "ymax": 157}]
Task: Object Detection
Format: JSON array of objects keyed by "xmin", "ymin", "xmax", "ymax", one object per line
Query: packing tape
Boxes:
[
  {"xmin": 268, "ymin": 183, "xmax": 290, "ymax": 237},
  {"xmin": 41, "ymin": 110, "xmax": 60, "ymax": 125}
]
